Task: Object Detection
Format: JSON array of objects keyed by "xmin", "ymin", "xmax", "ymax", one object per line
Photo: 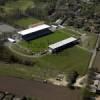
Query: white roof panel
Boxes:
[
  {"xmin": 49, "ymin": 37, "xmax": 77, "ymax": 49},
  {"xmin": 18, "ymin": 24, "xmax": 50, "ymax": 36},
  {"xmin": 8, "ymin": 38, "xmax": 15, "ymax": 42}
]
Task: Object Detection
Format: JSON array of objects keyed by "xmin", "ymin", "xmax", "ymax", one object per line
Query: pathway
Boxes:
[
  {"xmin": 88, "ymin": 34, "xmax": 100, "ymax": 69},
  {"xmin": 5, "ymin": 42, "xmax": 48, "ymax": 58}
]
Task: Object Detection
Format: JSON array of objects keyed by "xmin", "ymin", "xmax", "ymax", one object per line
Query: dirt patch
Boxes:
[
  {"xmin": 48, "ymin": 74, "xmax": 86, "ymax": 88},
  {"xmin": 74, "ymin": 75, "xmax": 87, "ymax": 88},
  {"xmin": 48, "ymin": 76, "xmax": 68, "ymax": 86},
  {"xmin": 96, "ymin": 96, "xmax": 100, "ymax": 100}
]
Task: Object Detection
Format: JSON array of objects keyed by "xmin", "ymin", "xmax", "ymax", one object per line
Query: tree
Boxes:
[
  {"xmin": 67, "ymin": 71, "xmax": 79, "ymax": 88},
  {"xmin": 21, "ymin": 96, "xmax": 27, "ymax": 100}
]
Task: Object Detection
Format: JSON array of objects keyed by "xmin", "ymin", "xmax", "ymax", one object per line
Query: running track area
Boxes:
[{"xmin": 0, "ymin": 77, "xmax": 81, "ymax": 100}]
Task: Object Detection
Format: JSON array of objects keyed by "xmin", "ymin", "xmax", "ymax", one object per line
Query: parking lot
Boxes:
[{"xmin": 0, "ymin": 23, "xmax": 16, "ymax": 33}]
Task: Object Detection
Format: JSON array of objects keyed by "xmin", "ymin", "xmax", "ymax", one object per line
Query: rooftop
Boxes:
[
  {"xmin": 18, "ymin": 24, "xmax": 50, "ymax": 36},
  {"xmin": 8, "ymin": 38, "xmax": 16, "ymax": 43},
  {"xmin": 49, "ymin": 37, "xmax": 77, "ymax": 49}
]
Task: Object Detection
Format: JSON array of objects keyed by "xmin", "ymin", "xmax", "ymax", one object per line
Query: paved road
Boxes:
[
  {"xmin": 93, "ymin": 37, "xmax": 100, "ymax": 71},
  {"xmin": 92, "ymin": 34, "xmax": 100, "ymax": 71},
  {"xmin": 89, "ymin": 34, "xmax": 100, "ymax": 69},
  {"xmin": 94, "ymin": 51, "xmax": 100, "ymax": 71},
  {"xmin": 0, "ymin": 77, "xmax": 81, "ymax": 100}
]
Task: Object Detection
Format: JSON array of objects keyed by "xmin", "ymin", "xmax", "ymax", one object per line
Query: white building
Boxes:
[
  {"xmin": 18, "ymin": 24, "xmax": 51, "ymax": 40},
  {"xmin": 8, "ymin": 38, "xmax": 16, "ymax": 43},
  {"xmin": 48, "ymin": 37, "xmax": 77, "ymax": 53}
]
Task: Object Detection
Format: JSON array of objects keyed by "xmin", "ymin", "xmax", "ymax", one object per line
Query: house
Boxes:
[
  {"xmin": 18, "ymin": 24, "xmax": 51, "ymax": 40},
  {"xmin": 48, "ymin": 37, "xmax": 77, "ymax": 53},
  {"xmin": 90, "ymin": 73, "xmax": 100, "ymax": 94},
  {"xmin": 90, "ymin": 80, "xmax": 100, "ymax": 93}
]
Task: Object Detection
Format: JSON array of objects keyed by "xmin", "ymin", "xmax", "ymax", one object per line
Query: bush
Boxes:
[{"xmin": 67, "ymin": 71, "xmax": 79, "ymax": 86}]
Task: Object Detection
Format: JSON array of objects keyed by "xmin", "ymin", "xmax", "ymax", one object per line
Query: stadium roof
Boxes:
[
  {"xmin": 18, "ymin": 24, "xmax": 50, "ymax": 36},
  {"xmin": 49, "ymin": 37, "xmax": 77, "ymax": 49}
]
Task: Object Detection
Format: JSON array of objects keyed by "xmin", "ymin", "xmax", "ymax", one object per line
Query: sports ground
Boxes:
[
  {"xmin": 19, "ymin": 29, "xmax": 78, "ymax": 52},
  {"xmin": 3, "ymin": 28, "xmax": 92, "ymax": 79}
]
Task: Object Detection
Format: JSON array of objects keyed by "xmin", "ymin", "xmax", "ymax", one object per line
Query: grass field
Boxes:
[
  {"xmin": 2, "ymin": 0, "xmax": 34, "ymax": 13},
  {"xmin": 38, "ymin": 46, "xmax": 91, "ymax": 76},
  {"xmin": 19, "ymin": 29, "xmax": 80, "ymax": 52},
  {"xmin": 0, "ymin": 46, "xmax": 91, "ymax": 79},
  {"xmin": 14, "ymin": 17, "xmax": 40, "ymax": 28},
  {"xmin": 0, "ymin": 0, "xmax": 41, "ymax": 28}
]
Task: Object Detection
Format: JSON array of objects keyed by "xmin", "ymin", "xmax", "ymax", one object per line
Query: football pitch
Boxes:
[
  {"xmin": 19, "ymin": 29, "xmax": 79, "ymax": 52},
  {"xmin": 0, "ymin": 28, "xmax": 92, "ymax": 79}
]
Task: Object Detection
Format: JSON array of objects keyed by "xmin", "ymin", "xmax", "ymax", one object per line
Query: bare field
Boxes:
[{"xmin": 0, "ymin": 76, "xmax": 81, "ymax": 100}]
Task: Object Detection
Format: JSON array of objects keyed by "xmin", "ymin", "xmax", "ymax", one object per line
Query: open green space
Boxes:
[
  {"xmin": 38, "ymin": 46, "xmax": 91, "ymax": 76},
  {"xmin": 0, "ymin": 46, "xmax": 91, "ymax": 79},
  {"xmin": 2, "ymin": 0, "xmax": 34, "ymax": 13},
  {"xmin": 19, "ymin": 29, "xmax": 80, "ymax": 52},
  {"xmin": 0, "ymin": 0, "xmax": 41, "ymax": 28},
  {"xmin": 14, "ymin": 17, "xmax": 40, "ymax": 28},
  {"xmin": 65, "ymin": 26, "xmax": 97, "ymax": 50}
]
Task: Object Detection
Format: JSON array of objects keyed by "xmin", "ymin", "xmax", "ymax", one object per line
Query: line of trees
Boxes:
[
  {"xmin": 0, "ymin": 44, "xmax": 36, "ymax": 66},
  {"xmin": 0, "ymin": 0, "xmax": 100, "ymax": 33}
]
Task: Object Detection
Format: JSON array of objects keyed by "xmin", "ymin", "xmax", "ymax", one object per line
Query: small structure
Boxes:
[
  {"xmin": 95, "ymin": 73, "xmax": 100, "ymax": 79},
  {"xmin": 90, "ymin": 72, "xmax": 100, "ymax": 94},
  {"xmin": 50, "ymin": 25, "xmax": 58, "ymax": 32},
  {"xmin": 55, "ymin": 19, "xmax": 63, "ymax": 25},
  {"xmin": 48, "ymin": 37, "xmax": 77, "ymax": 53},
  {"xmin": 90, "ymin": 80, "xmax": 100, "ymax": 93},
  {"xmin": 8, "ymin": 38, "xmax": 16, "ymax": 43},
  {"xmin": 18, "ymin": 24, "xmax": 51, "ymax": 40}
]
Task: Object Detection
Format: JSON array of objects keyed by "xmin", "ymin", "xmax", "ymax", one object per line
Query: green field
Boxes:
[
  {"xmin": 14, "ymin": 17, "xmax": 40, "ymax": 28},
  {"xmin": 2, "ymin": 0, "xmax": 34, "ymax": 13},
  {"xmin": 19, "ymin": 29, "xmax": 79, "ymax": 52},
  {"xmin": 0, "ymin": 0, "xmax": 41, "ymax": 28},
  {"xmin": 38, "ymin": 46, "xmax": 91, "ymax": 76},
  {"xmin": 0, "ymin": 46, "xmax": 91, "ymax": 79}
]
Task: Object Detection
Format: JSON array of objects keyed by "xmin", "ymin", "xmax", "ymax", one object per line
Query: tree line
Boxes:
[{"xmin": 0, "ymin": 0, "xmax": 100, "ymax": 33}]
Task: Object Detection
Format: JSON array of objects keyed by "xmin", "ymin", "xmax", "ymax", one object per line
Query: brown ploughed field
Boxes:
[{"xmin": 0, "ymin": 77, "xmax": 81, "ymax": 100}]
